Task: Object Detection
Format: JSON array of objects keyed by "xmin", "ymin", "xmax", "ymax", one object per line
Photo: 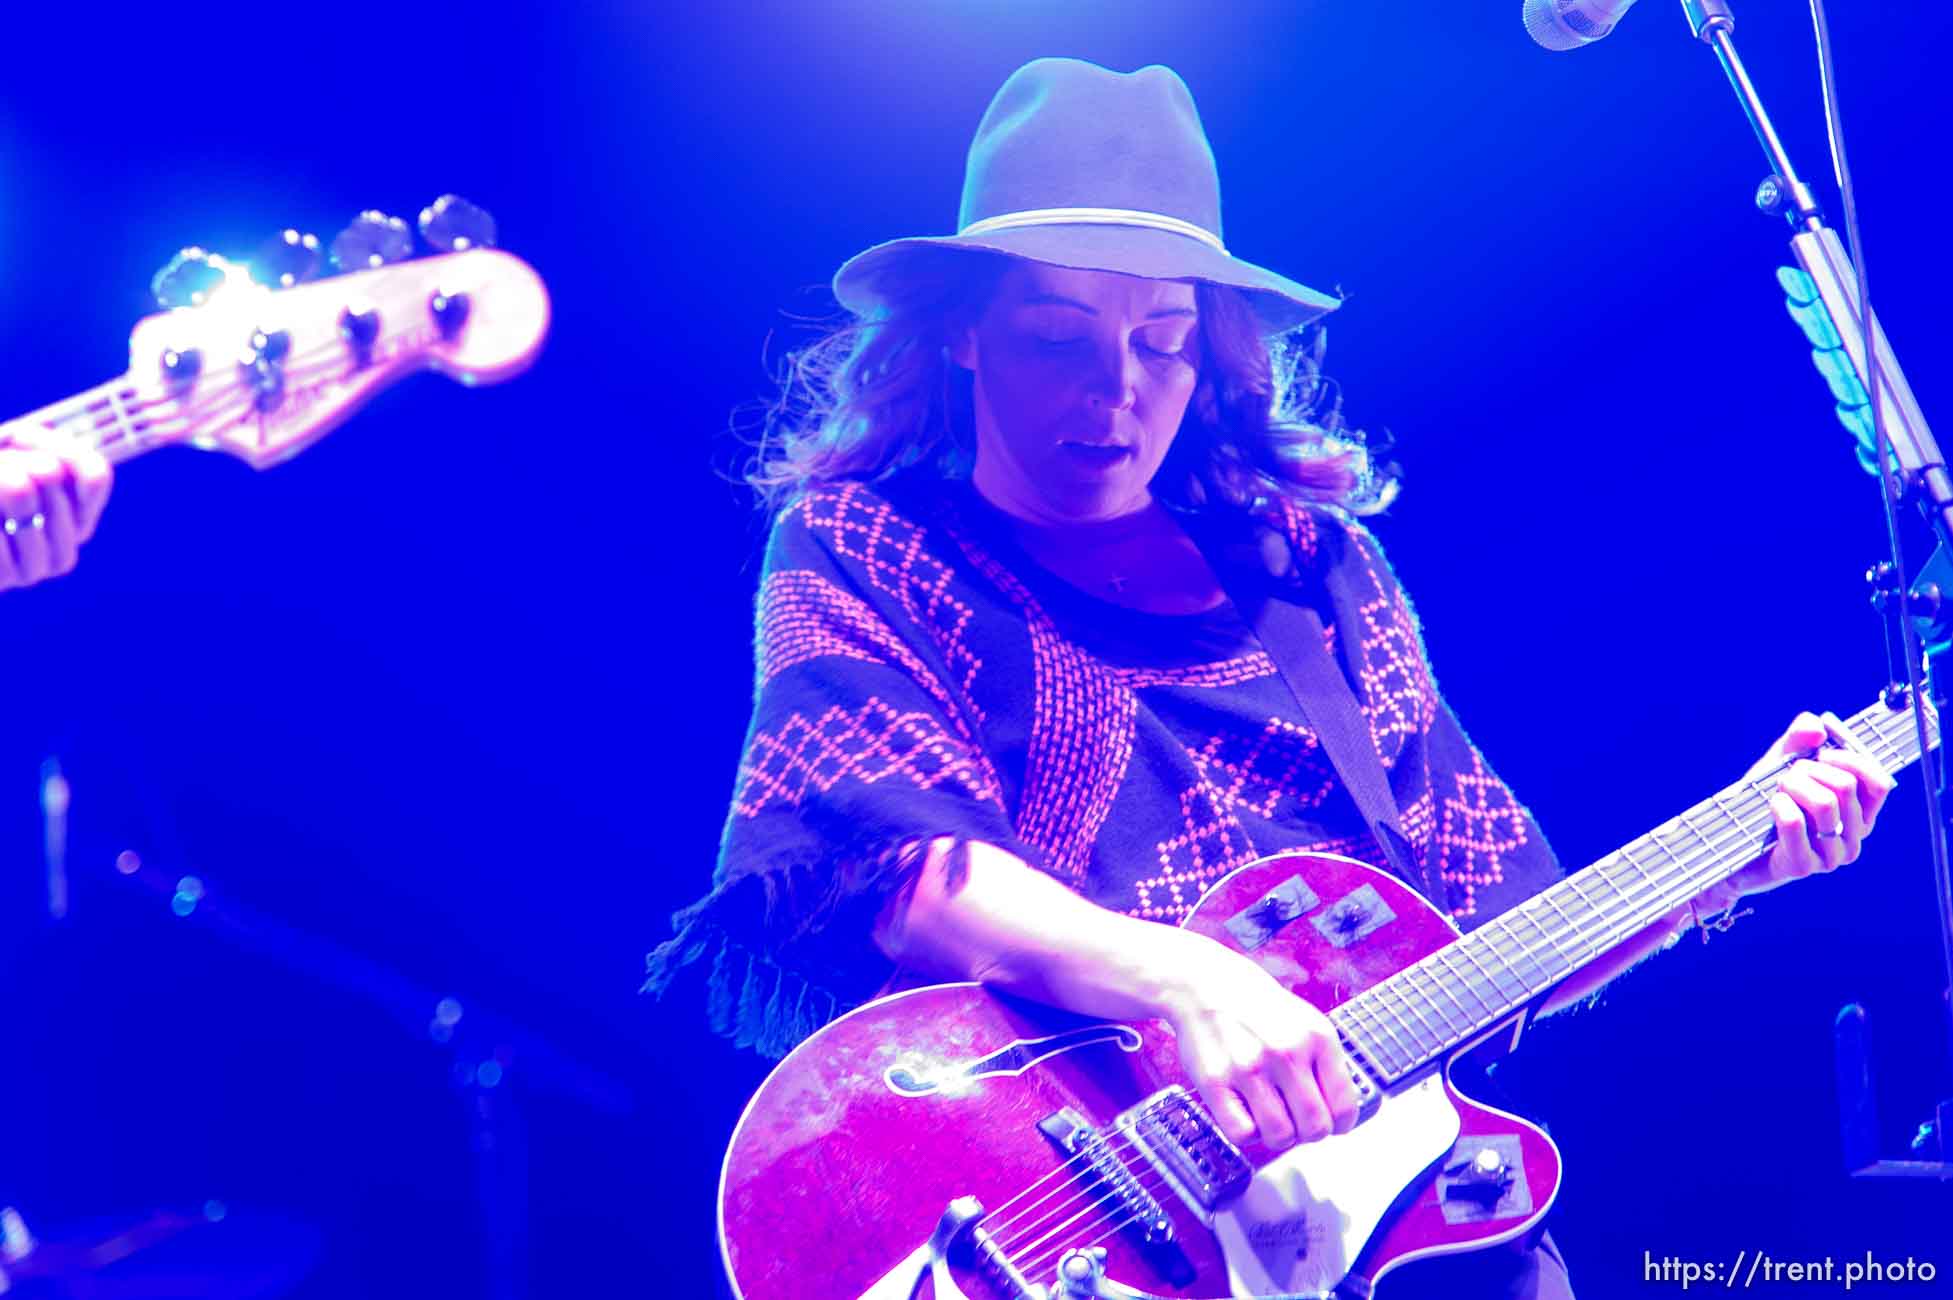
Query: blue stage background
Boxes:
[{"xmin": 4, "ymin": 3, "xmax": 1950, "ymax": 1295}]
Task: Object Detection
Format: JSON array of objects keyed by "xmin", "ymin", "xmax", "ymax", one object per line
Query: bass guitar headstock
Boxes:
[{"xmin": 96, "ymin": 195, "xmax": 549, "ymax": 469}]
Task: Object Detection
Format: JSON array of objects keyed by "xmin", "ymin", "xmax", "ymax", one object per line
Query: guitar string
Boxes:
[
  {"xmin": 1007, "ymin": 1119, "xmax": 1279, "ymax": 1288},
  {"xmin": 978, "ymin": 1152, "xmax": 1137, "ymax": 1247},
  {"xmin": 1004, "ymin": 1178, "xmax": 1175, "ymax": 1285},
  {"xmin": 962, "ymin": 1107, "xmax": 1182, "ymax": 1252},
  {"xmin": 971, "ymin": 1138, "xmax": 1206, "ymax": 1291},
  {"xmin": 989, "ymin": 1160, "xmax": 1169, "ymax": 1267},
  {"xmin": 989, "ymin": 1135, "xmax": 1180, "ymax": 1276},
  {"xmin": 981, "ymin": 1089, "xmax": 1248, "ymax": 1264},
  {"xmin": 978, "ymin": 1104, "xmax": 1187, "ymax": 1244},
  {"xmin": 993, "ymin": 1094, "xmax": 1331, "ymax": 1281},
  {"xmin": 1335, "ymin": 718, "xmax": 1914, "ymax": 1077}
]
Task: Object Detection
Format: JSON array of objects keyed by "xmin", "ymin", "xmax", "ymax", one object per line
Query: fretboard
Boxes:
[{"xmin": 1329, "ymin": 694, "xmax": 1937, "ymax": 1082}]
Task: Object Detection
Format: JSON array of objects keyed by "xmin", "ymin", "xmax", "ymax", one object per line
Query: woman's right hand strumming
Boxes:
[
  {"xmin": 0, "ymin": 428, "xmax": 112, "ymax": 592},
  {"xmin": 1153, "ymin": 928, "xmax": 1365, "ymax": 1150},
  {"xmin": 877, "ymin": 836, "xmax": 1364, "ymax": 1151}
]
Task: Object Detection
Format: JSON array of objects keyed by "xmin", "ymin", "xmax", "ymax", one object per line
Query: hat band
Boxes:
[{"xmin": 957, "ymin": 206, "xmax": 1227, "ymax": 255}]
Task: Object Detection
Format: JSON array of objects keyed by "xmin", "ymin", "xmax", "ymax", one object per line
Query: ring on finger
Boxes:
[
  {"xmin": 2, "ymin": 513, "xmax": 46, "ymax": 536},
  {"xmin": 1812, "ymin": 827, "xmax": 1844, "ymax": 841}
]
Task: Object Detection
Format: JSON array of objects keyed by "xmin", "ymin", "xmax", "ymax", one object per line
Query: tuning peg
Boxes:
[
  {"xmin": 251, "ymin": 229, "xmax": 322, "ymax": 288},
  {"xmin": 150, "ymin": 247, "xmax": 233, "ymax": 309},
  {"xmin": 418, "ymin": 194, "xmax": 497, "ymax": 252},
  {"xmin": 329, "ymin": 211, "xmax": 413, "ymax": 272}
]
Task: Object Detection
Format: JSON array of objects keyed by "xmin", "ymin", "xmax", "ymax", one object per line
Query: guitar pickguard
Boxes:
[{"xmin": 1214, "ymin": 1071, "xmax": 1458, "ymax": 1296}]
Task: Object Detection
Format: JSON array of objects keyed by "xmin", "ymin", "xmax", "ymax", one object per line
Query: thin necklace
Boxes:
[{"xmin": 1012, "ymin": 514, "xmax": 1159, "ymax": 589}]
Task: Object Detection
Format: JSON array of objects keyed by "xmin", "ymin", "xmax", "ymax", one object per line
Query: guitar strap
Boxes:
[{"xmin": 1210, "ymin": 530, "xmax": 1453, "ymax": 913}]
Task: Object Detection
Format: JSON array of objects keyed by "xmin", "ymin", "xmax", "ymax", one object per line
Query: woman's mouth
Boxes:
[{"xmin": 1059, "ymin": 441, "xmax": 1134, "ymax": 469}]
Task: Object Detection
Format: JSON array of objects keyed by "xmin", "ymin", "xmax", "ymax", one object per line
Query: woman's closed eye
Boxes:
[{"xmin": 1032, "ymin": 334, "xmax": 1188, "ymax": 358}]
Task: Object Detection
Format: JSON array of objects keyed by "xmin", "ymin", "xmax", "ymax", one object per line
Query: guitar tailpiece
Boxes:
[{"xmin": 1049, "ymin": 1246, "xmax": 1337, "ymax": 1300}]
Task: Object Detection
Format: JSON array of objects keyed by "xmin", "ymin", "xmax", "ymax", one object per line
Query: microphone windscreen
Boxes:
[{"xmin": 1523, "ymin": 0, "xmax": 1618, "ymax": 51}]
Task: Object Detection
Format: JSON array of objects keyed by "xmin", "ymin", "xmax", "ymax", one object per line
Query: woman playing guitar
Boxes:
[{"xmin": 647, "ymin": 58, "xmax": 1895, "ymax": 1299}]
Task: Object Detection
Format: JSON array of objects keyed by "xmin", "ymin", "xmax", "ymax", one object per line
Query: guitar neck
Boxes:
[
  {"xmin": 1329, "ymin": 694, "xmax": 1936, "ymax": 1083},
  {"xmin": 6, "ymin": 373, "xmax": 160, "ymax": 465}
]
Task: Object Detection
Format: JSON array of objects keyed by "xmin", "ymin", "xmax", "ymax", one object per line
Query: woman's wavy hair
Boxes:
[{"xmin": 742, "ymin": 247, "xmax": 1396, "ymax": 518}]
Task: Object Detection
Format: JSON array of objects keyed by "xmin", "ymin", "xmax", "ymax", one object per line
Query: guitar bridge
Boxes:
[{"xmin": 1036, "ymin": 1108, "xmax": 1195, "ymax": 1287}]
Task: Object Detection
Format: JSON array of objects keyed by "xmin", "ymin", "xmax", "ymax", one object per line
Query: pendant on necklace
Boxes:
[{"xmin": 1108, "ymin": 575, "xmax": 1128, "ymax": 593}]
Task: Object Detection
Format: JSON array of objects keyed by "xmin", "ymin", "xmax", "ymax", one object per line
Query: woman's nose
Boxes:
[{"xmin": 1081, "ymin": 337, "xmax": 1139, "ymax": 413}]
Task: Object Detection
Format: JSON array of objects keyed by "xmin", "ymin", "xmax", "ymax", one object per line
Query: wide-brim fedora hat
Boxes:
[{"xmin": 833, "ymin": 57, "xmax": 1340, "ymax": 335}]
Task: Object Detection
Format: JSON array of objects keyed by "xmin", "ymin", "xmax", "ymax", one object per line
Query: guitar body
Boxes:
[{"xmin": 718, "ymin": 851, "xmax": 1560, "ymax": 1300}]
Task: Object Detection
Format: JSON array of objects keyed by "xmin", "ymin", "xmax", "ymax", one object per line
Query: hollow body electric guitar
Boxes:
[
  {"xmin": 719, "ymin": 695, "xmax": 1935, "ymax": 1300},
  {"xmin": 0, "ymin": 209, "xmax": 548, "ymax": 474}
]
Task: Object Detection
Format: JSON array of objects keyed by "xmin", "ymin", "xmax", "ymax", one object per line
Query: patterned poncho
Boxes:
[{"xmin": 645, "ymin": 475, "xmax": 1562, "ymax": 1057}]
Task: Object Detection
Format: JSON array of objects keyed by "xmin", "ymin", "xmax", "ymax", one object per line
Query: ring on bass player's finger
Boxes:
[
  {"xmin": 1812, "ymin": 828, "xmax": 1844, "ymax": 841},
  {"xmin": 2, "ymin": 512, "xmax": 45, "ymax": 536}
]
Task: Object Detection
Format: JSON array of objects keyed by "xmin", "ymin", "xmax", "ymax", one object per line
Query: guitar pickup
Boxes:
[{"xmin": 1122, "ymin": 1087, "xmax": 1253, "ymax": 1212}]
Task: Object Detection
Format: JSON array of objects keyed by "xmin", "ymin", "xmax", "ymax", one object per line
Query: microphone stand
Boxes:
[{"xmin": 1677, "ymin": 0, "xmax": 1953, "ymax": 1180}]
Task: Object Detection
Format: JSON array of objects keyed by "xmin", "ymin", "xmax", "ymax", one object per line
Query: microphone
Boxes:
[{"xmin": 1523, "ymin": 0, "xmax": 1641, "ymax": 50}]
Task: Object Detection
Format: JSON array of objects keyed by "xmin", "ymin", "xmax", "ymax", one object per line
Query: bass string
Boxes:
[
  {"xmin": 45, "ymin": 281, "xmax": 459, "ymax": 452},
  {"xmin": 87, "ymin": 350, "xmax": 396, "ymax": 463}
]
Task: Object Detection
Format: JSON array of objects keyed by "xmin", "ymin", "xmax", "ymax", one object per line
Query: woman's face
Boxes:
[{"xmin": 951, "ymin": 262, "xmax": 1201, "ymax": 524}]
